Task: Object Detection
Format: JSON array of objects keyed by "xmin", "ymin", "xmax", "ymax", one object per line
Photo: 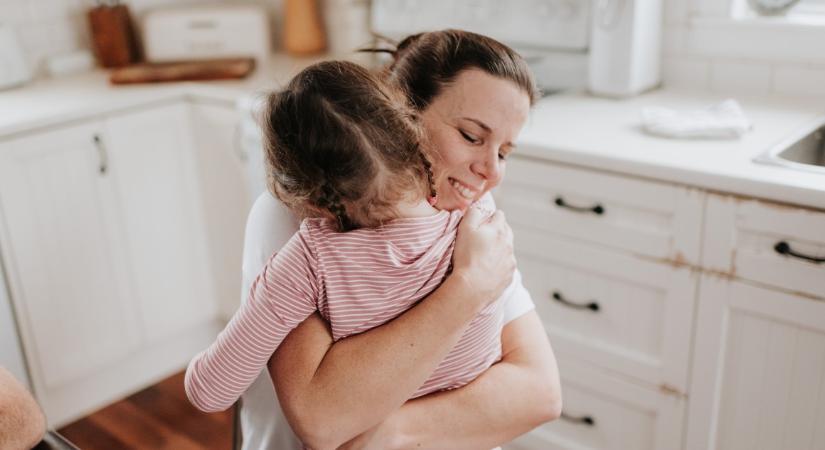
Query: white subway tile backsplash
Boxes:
[
  {"xmin": 663, "ymin": 56, "xmax": 711, "ymax": 89},
  {"xmin": 773, "ymin": 65, "xmax": 825, "ymax": 97},
  {"xmin": 709, "ymin": 60, "xmax": 772, "ymax": 95}
]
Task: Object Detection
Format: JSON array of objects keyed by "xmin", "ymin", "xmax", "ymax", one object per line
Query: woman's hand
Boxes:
[{"xmin": 452, "ymin": 207, "xmax": 516, "ymax": 310}]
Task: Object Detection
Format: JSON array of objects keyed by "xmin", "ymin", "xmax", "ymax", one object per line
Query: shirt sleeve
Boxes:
[
  {"xmin": 475, "ymin": 192, "xmax": 535, "ymax": 324},
  {"xmin": 185, "ymin": 223, "xmax": 319, "ymax": 413}
]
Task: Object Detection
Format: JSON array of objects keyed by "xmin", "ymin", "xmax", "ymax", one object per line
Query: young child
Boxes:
[{"xmin": 184, "ymin": 60, "xmax": 511, "ymax": 413}]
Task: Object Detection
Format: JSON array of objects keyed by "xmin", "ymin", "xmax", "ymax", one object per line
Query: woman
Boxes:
[{"xmin": 239, "ymin": 30, "xmax": 562, "ymax": 450}]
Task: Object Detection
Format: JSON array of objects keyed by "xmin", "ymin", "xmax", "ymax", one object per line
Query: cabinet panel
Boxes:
[
  {"xmin": 0, "ymin": 123, "xmax": 140, "ymax": 391},
  {"xmin": 189, "ymin": 102, "xmax": 249, "ymax": 319},
  {"xmin": 687, "ymin": 276, "xmax": 825, "ymax": 450},
  {"xmin": 506, "ymin": 357, "xmax": 684, "ymax": 450},
  {"xmin": 103, "ymin": 103, "xmax": 217, "ymax": 343},
  {"xmin": 497, "ymin": 157, "xmax": 703, "ymax": 265},
  {"xmin": 514, "ymin": 227, "xmax": 696, "ymax": 392},
  {"xmin": 703, "ymin": 194, "xmax": 825, "ymax": 299}
]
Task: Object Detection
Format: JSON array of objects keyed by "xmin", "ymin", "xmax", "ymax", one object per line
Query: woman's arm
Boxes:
[
  {"xmin": 270, "ymin": 210, "xmax": 560, "ymax": 448},
  {"xmin": 344, "ymin": 311, "xmax": 561, "ymax": 450}
]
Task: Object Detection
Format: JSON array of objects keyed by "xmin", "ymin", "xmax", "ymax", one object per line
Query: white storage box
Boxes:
[{"xmin": 142, "ymin": 4, "xmax": 270, "ymax": 63}]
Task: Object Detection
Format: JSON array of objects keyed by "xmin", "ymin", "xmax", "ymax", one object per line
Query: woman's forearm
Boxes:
[
  {"xmin": 270, "ymin": 273, "xmax": 486, "ymax": 449},
  {"xmin": 375, "ymin": 312, "xmax": 561, "ymax": 450}
]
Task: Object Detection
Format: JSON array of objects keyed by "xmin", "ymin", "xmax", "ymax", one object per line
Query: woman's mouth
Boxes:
[{"xmin": 449, "ymin": 178, "xmax": 478, "ymax": 200}]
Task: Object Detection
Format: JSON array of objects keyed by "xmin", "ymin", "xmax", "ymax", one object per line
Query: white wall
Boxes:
[
  {"xmin": 0, "ymin": 0, "xmax": 283, "ymax": 76},
  {"xmin": 662, "ymin": 0, "xmax": 825, "ymax": 96}
]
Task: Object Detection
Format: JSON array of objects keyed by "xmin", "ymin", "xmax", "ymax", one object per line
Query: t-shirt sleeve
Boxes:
[
  {"xmin": 185, "ymin": 224, "xmax": 319, "ymax": 413},
  {"xmin": 502, "ymin": 269, "xmax": 535, "ymax": 324}
]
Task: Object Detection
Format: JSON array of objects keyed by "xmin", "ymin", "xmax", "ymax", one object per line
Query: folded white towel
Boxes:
[{"xmin": 641, "ymin": 99, "xmax": 752, "ymax": 139}]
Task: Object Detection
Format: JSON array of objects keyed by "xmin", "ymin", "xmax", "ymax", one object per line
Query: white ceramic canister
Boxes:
[{"xmin": 0, "ymin": 23, "xmax": 31, "ymax": 90}]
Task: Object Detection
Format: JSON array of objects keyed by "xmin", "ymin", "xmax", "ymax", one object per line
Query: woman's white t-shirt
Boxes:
[{"xmin": 238, "ymin": 192, "xmax": 535, "ymax": 450}]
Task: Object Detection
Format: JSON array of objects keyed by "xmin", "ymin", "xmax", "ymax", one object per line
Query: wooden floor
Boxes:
[{"xmin": 58, "ymin": 371, "xmax": 234, "ymax": 450}]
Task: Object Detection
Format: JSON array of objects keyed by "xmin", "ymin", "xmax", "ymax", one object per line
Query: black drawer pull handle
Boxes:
[
  {"xmin": 774, "ymin": 241, "xmax": 825, "ymax": 264},
  {"xmin": 92, "ymin": 134, "xmax": 108, "ymax": 175},
  {"xmin": 555, "ymin": 196, "xmax": 604, "ymax": 215},
  {"xmin": 552, "ymin": 291, "xmax": 600, "ymax": 312},
  {"xmin": 561, "ymin": 411, "xmax": 595, "ymax": 426}
]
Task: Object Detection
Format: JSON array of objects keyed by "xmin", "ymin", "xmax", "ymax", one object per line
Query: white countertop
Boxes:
[{"xmin": 2, "ymin": 55, "xmax": 824, "ymax": 209}]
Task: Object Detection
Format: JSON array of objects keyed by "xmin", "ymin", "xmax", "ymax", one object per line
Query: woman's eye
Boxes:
[
  {"xmin": 459, "ymin": 130, "xmax": 480, "ymax": 144},
  {"xmin": 498, "ymin": 152, "xmax": 508, "ymax": 161}
]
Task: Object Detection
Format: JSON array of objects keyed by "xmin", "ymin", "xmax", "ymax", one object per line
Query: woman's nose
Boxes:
[{"xmin": 472, "ymin": 148, "xmax": 502, "ymax": 183}]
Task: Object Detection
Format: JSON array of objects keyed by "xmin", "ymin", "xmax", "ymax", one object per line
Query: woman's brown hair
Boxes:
[
  {"xmin": 263, "ymin": 60, "xmax": 434, "ymax": 231},
  {"xmin": 367, "ymin": 29, "xmax": 538, "ymax": 111}
]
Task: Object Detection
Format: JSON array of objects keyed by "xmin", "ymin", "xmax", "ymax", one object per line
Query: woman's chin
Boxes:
[{"xmin": 437, "ymin": 192, "xmax": 475, "ymax": 212}]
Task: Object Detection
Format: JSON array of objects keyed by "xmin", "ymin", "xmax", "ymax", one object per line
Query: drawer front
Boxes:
[
  {"xmin": 505, "ymin": 357, "xmax": 685, "ymax": 450},
  {"xmin": 515, "ymin": 227, "xmax": 696, "ymax": 392},
  {"xmin": 703, "ymin": 195, "xmax": 825, "ymax": 299},
  {"xmin": 495, "ymin": 157, "xmax": 703, "ymax": 265}
]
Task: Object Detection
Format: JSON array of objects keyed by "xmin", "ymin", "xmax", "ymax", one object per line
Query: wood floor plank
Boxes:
[
  {"xmin": 58, "ymin": 371, "xmax": 232, "ymax": 450},
  {"xmin": 90, "ymin": 401, "xmax": 205, "ymax": 450},
  {"xmin": 58, "ymin": 417, "xmax": 132, "ymax": 449}
]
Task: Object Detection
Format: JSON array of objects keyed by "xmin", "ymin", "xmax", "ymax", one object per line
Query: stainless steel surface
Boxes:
[{"xmin": 754, "ymin": 116, "xmax": 825, "ymax": 174}]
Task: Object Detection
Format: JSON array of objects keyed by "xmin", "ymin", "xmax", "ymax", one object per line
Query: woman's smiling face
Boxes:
[{"xmin": 421, "ymin": 69, "xmax": 531, "ymax": 212}]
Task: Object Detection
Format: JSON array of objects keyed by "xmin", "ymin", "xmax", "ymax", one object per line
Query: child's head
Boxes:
[{"xmin": 263, "ymin": 60, "xmax": 435, "ymax": 231}]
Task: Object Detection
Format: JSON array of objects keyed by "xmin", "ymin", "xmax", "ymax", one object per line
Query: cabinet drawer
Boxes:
[
  {"xmin": 505, "ymin": 357, "xmax": 684, "ymax": 450},
  {"xmin": 495, "ymin": 157, "xmax": 703, "ymax": 265},
  {"xmin": 515, "ymin": 227, "xmax": 696, "ymax": 392},
  {"xmin": 703, "ymin": 195, "xmax": 825, "ymax": 299},
  {"xmin": 688, "ymin": 277, "xmax": 825, "ymax": 450}
]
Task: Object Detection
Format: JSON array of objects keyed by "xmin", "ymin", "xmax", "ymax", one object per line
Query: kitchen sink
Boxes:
[{"xmin": 754, "ymin": 117, "xmax": 825, "ymax": 174}]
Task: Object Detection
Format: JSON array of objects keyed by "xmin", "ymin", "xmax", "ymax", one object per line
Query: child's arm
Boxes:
[{"xmin": 184, "ymin": 228, "xmax": 319, "ymax": 413}]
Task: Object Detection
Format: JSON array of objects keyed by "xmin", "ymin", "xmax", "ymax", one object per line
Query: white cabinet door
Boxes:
[
  {"xmin": 103, "ymin": 103, "xmax": 217, "ymax": 343},
  {"xmin": 0, "ymin": 122, "xmax": 140, "ymax": 402},
  {"xmin": 189, "ymin": 102, "xmax": 250, "ymax": 319},
  {"xmin": 687, "ymin": 276, "xmax": 825, "ymax": 450}
]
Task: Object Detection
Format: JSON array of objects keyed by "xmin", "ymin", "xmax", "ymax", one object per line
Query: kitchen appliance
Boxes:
[
  {"xmin": 0, "ymin": 24, "xmax": 31, "ymax": 90},
  {"xmin": 142, "ymin": 4, "xmax": 270, "ymax": 63},
  {"xmin": 370, "ymin": 0, "xmax": 662, "ymax": 97}
]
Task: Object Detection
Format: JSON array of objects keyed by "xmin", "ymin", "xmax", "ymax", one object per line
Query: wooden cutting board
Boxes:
[{"xmin": 109, "ymin": 58, "xmax": 255, "ymax": 84}]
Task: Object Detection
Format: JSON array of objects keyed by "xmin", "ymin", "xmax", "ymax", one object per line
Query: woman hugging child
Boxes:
[{"xmin": 185, "ymin": 60, "xmax": 514, "ymax": 414}]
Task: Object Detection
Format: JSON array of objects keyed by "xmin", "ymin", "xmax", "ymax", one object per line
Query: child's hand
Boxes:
[{"xmin": 452, "ymin": 206, "xmax": 516, "ymax": 310}]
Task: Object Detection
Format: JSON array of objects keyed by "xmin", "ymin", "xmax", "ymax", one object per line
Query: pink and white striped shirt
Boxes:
[{"xmin": 185, "ymin": 208, "xmax": 506, "ymax": 413}]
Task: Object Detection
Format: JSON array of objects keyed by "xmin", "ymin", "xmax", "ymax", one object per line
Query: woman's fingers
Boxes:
[{"xmin": 461, "ymin": 205, "xmax": 485, "ymax": 230}]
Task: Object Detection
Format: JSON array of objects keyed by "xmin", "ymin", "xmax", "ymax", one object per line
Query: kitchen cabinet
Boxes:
[
  {"xmin": 0, "ymin": 121, "xmax": 142, "ymax": 423},
  {"xmin": 0, "ymin": 102, "xmax": 227, "ymax": 426},
  {"xmin": 687, "ymin": 277, "xmax": 825, "ymax": 450},
  {"xmin": 685, "ymin": 194, "xmax": 825, "ymax": 450},
  {"xmin": 496, "ymin": 156, "xmax": 699, "ymax": 450},
  {"xmin": 499, "ymin": 156, "xmax": 825, "ymax": 450}
]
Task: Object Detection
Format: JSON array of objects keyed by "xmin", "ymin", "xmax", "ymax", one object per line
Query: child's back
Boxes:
[{"xmin": 184, "ymin": 61, "xmax": 508, "ymax": 414}]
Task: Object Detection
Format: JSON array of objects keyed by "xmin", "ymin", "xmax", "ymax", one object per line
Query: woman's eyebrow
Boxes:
[{"xmin": 461, "ymin": 117, "xmax": 491, "ymax": 132}]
